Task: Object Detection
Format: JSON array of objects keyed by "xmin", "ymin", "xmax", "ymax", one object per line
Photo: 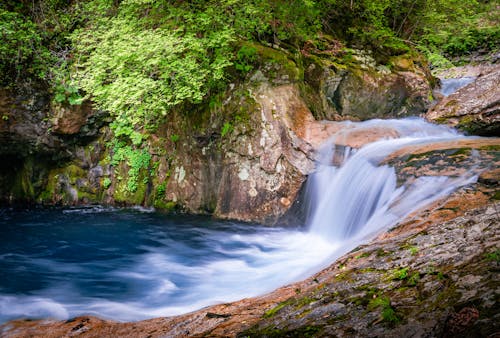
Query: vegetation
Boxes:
[
  {"xmin": 2, "ymin": 0, "xmax": 497, "ymax": 112},
  {"xmin": 1, "ymin": 0, "xmax": 497, "ymax": 196},
  {"xmin": 367, "ymin": 296, "xmax": 401, "ymax": 325}
]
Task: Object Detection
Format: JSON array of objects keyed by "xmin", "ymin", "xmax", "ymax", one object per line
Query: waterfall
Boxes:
[
  {"xmin": 0, "ymin": 118, "xmax": 483, "ymax": 324},
  {"xmin": 439, "ymin": 76, "xmax": 475, "ymax": 96},
  {"xmin": 306, "ymin": 118, "xmax": 477, "ymax": 243}
]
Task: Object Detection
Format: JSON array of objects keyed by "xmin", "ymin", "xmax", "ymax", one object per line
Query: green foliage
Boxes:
[
  {"xmin": 393, "ymin": 267, "xmax": 409, "ymax": 280},
  {"xmin": 221, "ymin": 122, "xmax": 234, "ymax": 138},
  {"xmin": 0, "ymin": 7, "xmax": 52, "ymax": 83},
  {"xmin": 53, "ymin": 82, "xmax": 83, "ymax": 105},
  {"xmin": 156, "ymin": 182, "xmax": 166, "ymax": 198},
  {"xmin": 102, "ymin": 177, "xmax": 112, "ymax": 189},
  {"xmin": 392, "ymin": 267, "xmax": 420, "ymax": 286},
  {"xmin": 235, "ymin": 45, "xmax": 258, "ymax": 73},
  {"xmin": 368, "ymin": 296, "xmax": 400, "ymax": 325},
  {"xmin": 111, "ymin": 140, "xmax": 151, "ymax": 193},
  {"xmin": 170, "ymin": 134, "xmax": 180, "ymax": 143},
  {"xmin": 66, "ymin": 0, "xmax": 323, "ymax": 139}
]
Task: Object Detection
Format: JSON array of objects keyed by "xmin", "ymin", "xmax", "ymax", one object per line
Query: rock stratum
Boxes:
[{"xmin": 426, "ymin": 64, "xmax": 500, "ymax": 136}]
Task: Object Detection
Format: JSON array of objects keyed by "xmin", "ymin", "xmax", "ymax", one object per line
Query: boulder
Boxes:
[
  {"xmin": 426, "ymin": 64, "xmax": 500, "ymax": 136},
  {"xmin": 303, "ymin": 51, "xmax": 434, "ymax": 121}
]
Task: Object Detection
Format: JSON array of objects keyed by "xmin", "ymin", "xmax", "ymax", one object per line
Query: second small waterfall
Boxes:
[{"xmin": 306, "ymin": 118, "xmax": 478, "ymax": 243}]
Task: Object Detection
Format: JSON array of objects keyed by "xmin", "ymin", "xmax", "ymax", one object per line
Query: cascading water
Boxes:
[
  {"xmin": 306, "ymin": 119, "xmax": 477, "ymax": 245},
  {"xmin": 439, "ymin": 76, "xmax": 476, "ymax": 96},
  {"xmin": 0, "ymin": 118, "xmax": 480, "ymax": 324}
]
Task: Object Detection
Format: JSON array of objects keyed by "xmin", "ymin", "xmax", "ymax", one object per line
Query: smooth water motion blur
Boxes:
[
  {"xmin": 439, "ymin": 76, "xmax": 476, "ymax": 96},
  {"xmin": 0, "ymin": 118, "xmax": 478, "ymax": 323}
]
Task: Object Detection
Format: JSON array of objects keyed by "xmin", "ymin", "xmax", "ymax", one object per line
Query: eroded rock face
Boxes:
[
  {"xmin": 0, "ymin": 86, "xmax": 56, "ymax": 157},
  {"xmin": 51, "ymin": 101, "xmax": 95, "ymax": 135},
  {"xmin": 426, "ymin": 64, "xmax": 500, "ymax": 136},
  {"xmin": 304, "ymin": 51, "xmax": 434, "ymax": 121},
  {"xmin": 0, "ymin": 84, "xmax": 108, "ymax": 204},
  {"xmin": 213, "ymin": 84, "xmax": 315, "ymax": 223},
  {"xmin": 154, "ymin": 83, "xmax": 317, "ymax": 224}
]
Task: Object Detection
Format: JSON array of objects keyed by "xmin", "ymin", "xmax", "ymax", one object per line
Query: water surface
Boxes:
[{"xmin": 0, "ymin": 207, "xmax": 333, "ymax": 323}]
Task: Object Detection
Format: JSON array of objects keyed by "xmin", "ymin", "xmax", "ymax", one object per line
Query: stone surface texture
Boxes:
[{"xmin": 426, "ymin": 64, "xmax": 500, "ymax": 136}]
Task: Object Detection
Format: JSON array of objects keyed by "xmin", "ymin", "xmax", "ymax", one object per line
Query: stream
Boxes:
[{"xmin": 0, "ymin": 117, "xmax": 479, "ymax": 324}]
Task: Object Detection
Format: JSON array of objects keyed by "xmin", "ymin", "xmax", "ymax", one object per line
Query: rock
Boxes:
[
  {"xmin": 426, "ymin": 64, "xmax": 500, "ymax": 136},
  {"xmin": 303, "ymin": 53, "xmax": 433, "ymax": 121},
  {"xmin": 51, "ymin": 101, "xmax": 94, "ymax": 135}
]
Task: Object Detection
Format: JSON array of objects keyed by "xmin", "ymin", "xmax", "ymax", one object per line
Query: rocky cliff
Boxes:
[{"xmin": 0, "ymin": 45, "xmax": 434, "ymax": 224}]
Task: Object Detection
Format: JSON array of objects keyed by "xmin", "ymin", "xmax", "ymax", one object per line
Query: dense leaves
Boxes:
[
  {"xmin": 0, "ymin": 0, "xmax": 498, "ymax": 132},
  {"xmin": 0, "ymin": 8, "xmax": 50, "ymax": 84}
]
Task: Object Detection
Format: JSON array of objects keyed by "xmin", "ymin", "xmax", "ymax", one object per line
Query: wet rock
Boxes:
[
  {"xmin": 426, "ymin": 64, "xmax": 500, "ymax": 136},
  {"xmin": 304, "ymin": 52, "xmax": 433, "ymax": 121},
  {"xmin": 51, "ymin": 101, "xmax": 94, "ymax": 135}
]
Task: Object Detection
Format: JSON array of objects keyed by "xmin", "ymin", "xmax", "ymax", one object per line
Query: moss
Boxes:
[
  {"xmin": 480, "ymin": 144, "xmax": 500, "ymax": 151},
  {"xmin": 37, "ymin": 170, "xmax": 58, "ymax": 203},
  {"xmin": 355, "ymin": 252, "xmax": 371, "ymax": 259},
  {"xmin": 241, "ymin": 325, "xmax": 321, "ymax": 338},
  {"xmin": 433, "ymin": 285, "xmax": 461, "ymax": 309},
  {"xmin": 392, "ymin": 267, "xmax": 409, "ymax": 280},
  {"xmin": 407, "ymin": 272, "xmax": 421, "ymax": 286},
  {"xmin": 327, "ymin": 314, "xmax": 349, "ymax": 324},
  {"xmin": 64, "ymin": 165, "xmax": 86, "ymax": 185},
  {"xmin": 484, "ymin": 249, "xmax": 500, "ymax": 263},
  {"xmin": 450, "ymin": 148, "xmax": 472, "ymax": 156},
  {"xmin": 263, "ymin": 299, "xmax": 294, "ymax": 318},
  {"xmin": 247, "ymin": 42, "xmax": 301, "ymax": 82},
  {"xmin": 335, "ymin": 271, "xmax": 351, "ymax": 281},
  {"xmin": 153, "ymin": 200, "xmax": 177, "ymax": 211},
  {"xmin": 294, "ymin": 296, "xmax": 316, "ymax": 310},
  {"xmin": 376, "ymin": 249, "xmax": 392, "ymax": 257},
  {"xmin": 19, "ymin": 164, "xmax": 35, "ymax": 199},
  {"xmin": 113, "ymin": 164, "xmax": 148, "ymax": 205},
  {"xmin": 367, "ymin": 296, "xmax": 401, "ymax": 326},
  {"xmin": 77, "ymin": 189, "xmax": 99, "ymax": 203},
  {"xmin": 262, "ymin": 296, "xmax": 315, "ymax": 319}
]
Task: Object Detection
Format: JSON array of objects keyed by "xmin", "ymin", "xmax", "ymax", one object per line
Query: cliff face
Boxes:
[{"xmin": 0, "ymin": 45, "xmax": 434, "ymax": 224}]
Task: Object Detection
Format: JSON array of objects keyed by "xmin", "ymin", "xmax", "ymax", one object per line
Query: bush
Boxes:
[{"xmin": 0, "ymin": 8, "xmax": 51, "ymax": 83}]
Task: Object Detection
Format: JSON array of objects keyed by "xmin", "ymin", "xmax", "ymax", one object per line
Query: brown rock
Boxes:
[
  {"xmin": 426, "ymin": 64, "xmax": 500, "ymax": 136},
  {"xmin": 51, "ymin": 101, "xmax": 94, "ymax": 135}
]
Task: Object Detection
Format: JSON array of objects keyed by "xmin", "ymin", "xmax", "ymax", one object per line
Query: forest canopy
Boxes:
[{"xmin": 0, "ymin": 0, "xmax": 498, "ymax": 137}]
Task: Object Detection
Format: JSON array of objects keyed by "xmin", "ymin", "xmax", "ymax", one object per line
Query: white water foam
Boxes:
[{"xmin": 307, "ymin": 118, "xmax": 477, "ymax": 246}]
